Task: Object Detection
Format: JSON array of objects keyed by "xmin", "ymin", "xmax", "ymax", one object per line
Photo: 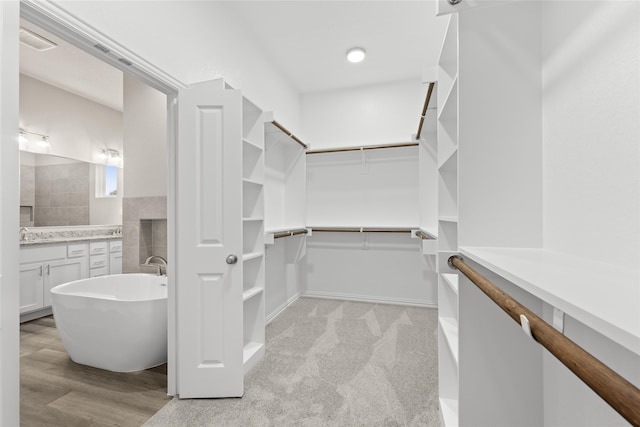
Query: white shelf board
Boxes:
[
  {"xmin": 243, "ymin": 217, "xmax": 264, "ymax": 222},
  {"xmin": 243, "ymin": 341, "xmax": 264, "ymax": 373},
  {"xmin": 442, "ymin": 273, "xmax": 459, "ymax": 295},
  {"xmin": 438, "ymin": 216, "xmax": 459, "ymax": 223},
  {"xmin": 242, "ymin": 178, "xmax": 263, "ymax": 187},
  {"xmin": 242, "ymin": 137, "xmax": 262, "ymax": 150},
  {"xmin": 438, "ymin": 148, "xmax": 458, "ymax": 172},
  {"xmin": 418, "ymin": 226, "xmax": 438, "ymax": 240},
  {"xmin": 459, "ymin": 247, "xmax": 640, "ymax": 356},
  {"xmin": 439, "ymin": 316, "xmax": 459, "ymax": 365},
  {"xmin": 438, "ymin": 76, "xmax": 458, "ymax": 124},
  {"xmin": 439, "ymin": 397, "xmax": 459, "ymax": 427},
  {"xmin": 242, "ymin": 252, "xmax": 264, "ymax": 262},
  {"xmin": 308, "ymin": 224, "xmax": 420, "ymax": 230},
  {"xmin": 243, "ymin": 286, "xmax": 264, "ymax": 302}
]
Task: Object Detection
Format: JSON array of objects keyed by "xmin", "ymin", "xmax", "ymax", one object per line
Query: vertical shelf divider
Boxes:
[{"xmin": 436, "ymin": 13, "xmax": 460, "ymax": 427}]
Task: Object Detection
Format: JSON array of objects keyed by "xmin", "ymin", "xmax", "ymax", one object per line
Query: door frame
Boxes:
[{"xmin": 7, "ymin": 0, "xmax": 187, "ymax": 416}]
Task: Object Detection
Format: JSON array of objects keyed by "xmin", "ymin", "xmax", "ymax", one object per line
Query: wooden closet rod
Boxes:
[
  {"xmin": 273, "ymin": 229, "xmax": 308, "ymax": 239},
  {"xmin": 306, "ymin": 142, "xmax": 419, "ymax": 155},
  {"xmin": 416, "ymin": 82, "xmax": 435, "ymax": 141},
  {"xmin": 271, "ymin": 120, "xmax": 308, "ymax": 149},
  {"xmin": 312, "ymin": 227, "xmax": 413, "ymax": 234},
  {"xmin": 448, "ymin": 255, "xmax": 640, "ymax": 427}
]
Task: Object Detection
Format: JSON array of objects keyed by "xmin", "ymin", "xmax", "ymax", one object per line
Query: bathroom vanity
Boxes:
[{"xmin": 19, "ymin": 225, "xmax": 122, "ymax": 322}]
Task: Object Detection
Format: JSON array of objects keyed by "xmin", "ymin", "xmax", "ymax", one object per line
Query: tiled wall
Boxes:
[
  {"xmin": 122, "ymin": 196, "xmax": 167, "ymax": 274},
  {"xmin": 20, "ymin": 165, "xmax": 35, "ymax": 227},
  {"xmin": 32, "ymin": 162, "xmax": 90, "ymax": 226}
]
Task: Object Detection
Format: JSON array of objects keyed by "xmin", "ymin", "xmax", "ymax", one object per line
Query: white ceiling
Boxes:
[
  {"xmin": 19, "ymin": 19, "xmax": 124, "ymax": 112},
  {"xmin": 227, "ymin": 1, "xmax": 449, "ymax": 93},
  {"xmin": 19, "ymin": 2, "xmax": 448, "ymax": 110}
]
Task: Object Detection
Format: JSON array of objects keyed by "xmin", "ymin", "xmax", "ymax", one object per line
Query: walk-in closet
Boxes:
[{"xmin": 1, "ymin": 1, "xmax": 638, "ymax": 426}]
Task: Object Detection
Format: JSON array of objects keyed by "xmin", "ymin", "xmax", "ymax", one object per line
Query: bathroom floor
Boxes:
[{"xmin": 20, "ymin": 316, "xmax": 171, "ymax": 426}]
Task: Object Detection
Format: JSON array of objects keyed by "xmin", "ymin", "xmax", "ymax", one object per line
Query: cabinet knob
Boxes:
[
  {"xmin": 448, "ymin": 0, "xmax": 462, "ymax": 4},
  {"xmin": 226, "ymin": 254, "xmax": 238, "ymax": 265}
]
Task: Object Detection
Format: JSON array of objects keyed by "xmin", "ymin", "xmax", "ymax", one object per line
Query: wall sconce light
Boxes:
[
  {"xmin": 19, "ymin": 128, "xmax": 50, "ymax": 149},
  {"xmin": 19, "ymin": 130, "xmax": 27, "ymax": 145},
  {"xmin": 100, "ymin": 148, "xmax": 121, "ymax": 163}
]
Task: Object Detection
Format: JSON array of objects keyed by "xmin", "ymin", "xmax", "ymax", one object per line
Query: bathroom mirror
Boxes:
[{"xmin": 19, "ymin": 150, "xmax": 123, "ymax": 227}]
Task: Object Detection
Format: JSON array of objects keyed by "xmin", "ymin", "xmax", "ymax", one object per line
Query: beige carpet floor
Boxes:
[{"xmin": 145, "ymin": 297, "xmax": 439, "ymax": 426}]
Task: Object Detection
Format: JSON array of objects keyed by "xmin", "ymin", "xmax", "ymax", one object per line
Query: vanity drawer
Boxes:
[
  {"xmin": 89, "ymin": 241, "xmax": 108, "ymax": 256},
  {"xmin": 89, "ymin": 254, "xmax": 107, "ymax": 269},
  {"xmin": 89, "ymin": 266, "xmax": 108, "ymax": 277},
  {"xmin": 67, "ymin": 244, "xmax": 88, "ymax": 258},
  {"xmin": 109, "ymin": 240, "xmax": 122, "ymax": 253}
]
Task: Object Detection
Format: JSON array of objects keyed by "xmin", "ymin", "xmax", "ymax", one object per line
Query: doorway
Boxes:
[{"xmin": 7, "ymin": 1, "xmax": 181, "ymax": 424}]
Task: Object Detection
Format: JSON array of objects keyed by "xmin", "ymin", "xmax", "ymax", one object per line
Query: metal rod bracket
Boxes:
[
  {"xmin": 448, "ymin": 255, "xmax": 463, "ymax": 270},
  {"xmin": 520, "ymin": 314, "xmax": 534, "ymax": 340}
]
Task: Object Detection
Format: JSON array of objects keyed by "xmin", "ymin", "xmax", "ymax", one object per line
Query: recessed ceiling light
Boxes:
[{"xmin": 346, "ymin": 47, "xmax": 366, "ymax": 63}]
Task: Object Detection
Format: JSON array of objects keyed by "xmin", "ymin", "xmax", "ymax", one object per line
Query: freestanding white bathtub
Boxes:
[{"xmin": 50, "ymin": 274, "xmax": 167, "ymax": 372}]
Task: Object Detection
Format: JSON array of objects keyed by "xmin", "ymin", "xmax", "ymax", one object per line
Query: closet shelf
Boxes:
[
  {"xmin": 419, "ymin": 227, "xmax": 438, "ymax": 240},
  {"xmin": 242, "ymin": 252, "xmax": 264, "ymax": 262},
  {"xmin": 441, "ymin": 273, "xmax": 459, "ymax": 295},
  {"xmin": 243, "ymin": 341, "xmax": 264, "ymax": 372},
  {"xmin": 309, "ymin": 226, "xmax": 418, "ymax": 234},
  {"xmin": 242, "ymin": 137, "xmax": 262, "ymax": 150},
  {"xmin": 307, "ymin": 142, "xmax": 419, "ymax": 155},
  {"xmin": 266, "ymin": 120, "xmax": 308, "ymax": 149},
  {"xmin": 440, "ymin": 398, "xmax": 459, "ymax": 427},
  {"xmin": 459, "ymin": 247, "xmax": 640, "ymax": 356},
  {"xmin": 438, "ymin": 216, "xmax": 459, "ymax": 223},
  {"xmin": 439, "ymin": 316, "xmax": 459, "ymax": 365},
  {"xmin": 243, "ymin": 217, "xmax": 264, "ymax": 222},
  {"xmin": 242, "ymin": 178, "xmax": 263, "ymax": 187},
  {"xmin": 242, "ymin": 286, "xmax": 264, "ymax": 302},
  {"xmin": 438, "ymin": 148, "xmax": 458, "ymax": 172},
  {"xmin": 438, "ymin": 77, "xmax": 458, "ymax": 124},
  {"xmin": 272, "ymin": 228, "xmax": 309, "ymax": 239}
]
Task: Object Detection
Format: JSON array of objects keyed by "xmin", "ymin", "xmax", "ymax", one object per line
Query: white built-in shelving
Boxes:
[
  {"xmin": 436, "ymin": 12, "xmax": 460, "ymax": 426},
  {"xmin": 241, "ymin": 96, "xmax": 266, "ymax": 374}
]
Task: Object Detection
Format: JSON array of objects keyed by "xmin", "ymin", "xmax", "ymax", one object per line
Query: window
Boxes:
[{"xmin": 96, "ymin": 164, "xmax": 118, "ymax": 197}]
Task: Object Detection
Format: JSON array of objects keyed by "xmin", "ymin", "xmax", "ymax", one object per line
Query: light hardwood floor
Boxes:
[{"xmin": 20, "ymin": 316, "xmax": 171, "ymax": 427}]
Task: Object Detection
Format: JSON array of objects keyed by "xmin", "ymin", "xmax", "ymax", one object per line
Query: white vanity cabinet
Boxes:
[
  {"xmin": 109, "ymin": 240, "xmax": 122, "ymax": 274},
  {"xmin": 19, "ymin": 238, "xmax": 123, "ymax": 321},
  {"xmin": 19, "ymin": 243, "xmax": 88, "ymax": 315},
  {"xmin": 89, "ymin": 241, "xmax": 108, "ymax": 277}
]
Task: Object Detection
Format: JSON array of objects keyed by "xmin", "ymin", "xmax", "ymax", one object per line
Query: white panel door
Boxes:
[
  {"xmin": 437, "ymin": 0, "xmax": 512, "ymax": 16},
  {"xmin": 177, "ymin": 81, "xmax": 244, "ymax": 398}
]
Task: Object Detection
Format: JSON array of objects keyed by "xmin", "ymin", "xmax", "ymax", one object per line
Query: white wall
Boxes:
[
  {"xmin": 303, "ymin": 233, "xmax": 437, "ymax": 306},
  {"xmin": 306, "ymin": 147, "xmax": 420, "ymax": 227},
  {"xmin": 19, "ymin": 74, "xmax": 123, "ymax": 164},
  {"xmin": 301, "ymin": 78, "xmax": 428, "ymax": 149},
  {"xmin": 123, "ymin": 74, "xmax": 167, "ymax": 198},
  {"xmin": 542, "ymin": 0, "xmax": 639, "ymax": 270},
  {"xmin": 56, "ymin": 1, "xmax": 300, "ymax": 132}
]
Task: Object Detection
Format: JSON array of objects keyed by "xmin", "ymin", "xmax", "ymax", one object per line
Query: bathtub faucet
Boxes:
[{"xmin": 144, "ymin": 255, "xmax": 167, "ymax": 276}]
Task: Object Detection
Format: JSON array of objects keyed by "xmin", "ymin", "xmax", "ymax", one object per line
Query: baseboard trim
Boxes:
[
  {"xmin": 301, "ymin": 291, "xmax": 437, "ymax": 308},
  {"xmin": 265, "ymin": 292, "xmax": 301, "ymax": 325},
  {"xmin": 20, "ymin": 307, "xmax": 53, "ymax": 323}
]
